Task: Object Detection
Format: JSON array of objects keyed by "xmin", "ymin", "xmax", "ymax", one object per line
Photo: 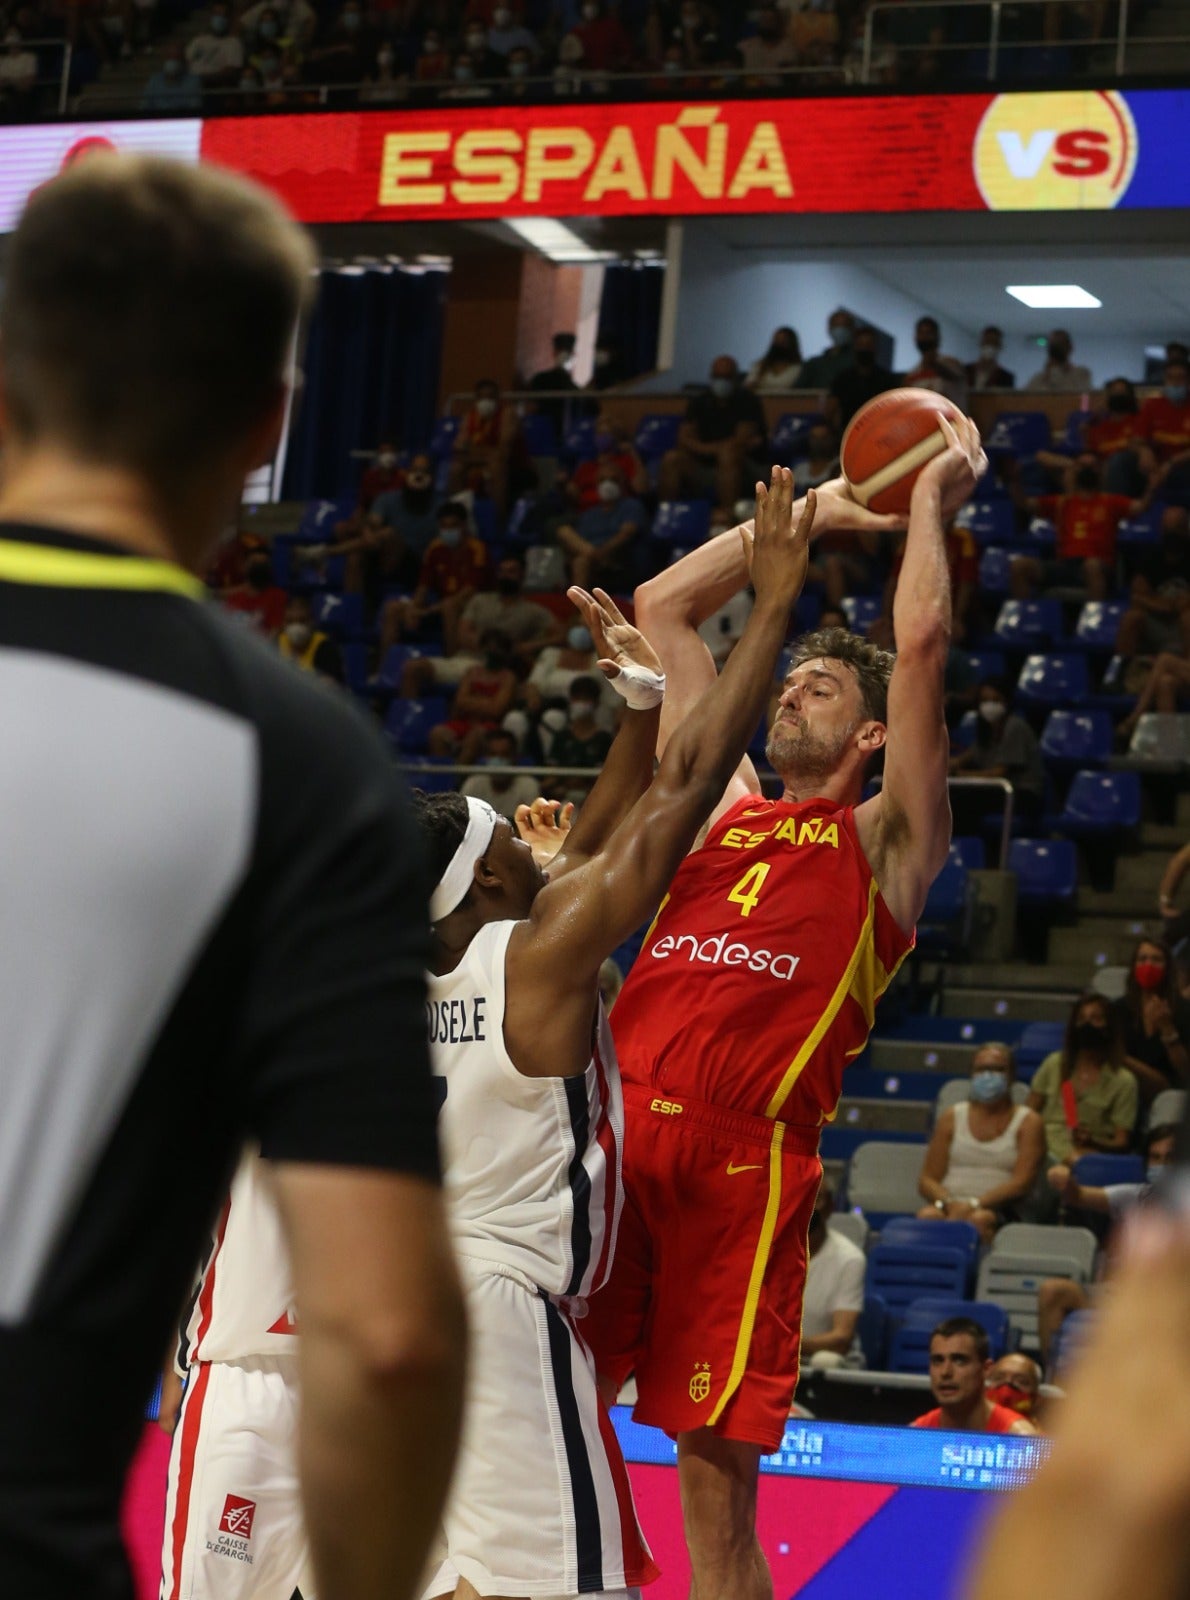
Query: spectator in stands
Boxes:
[
  {"xmin": 744, "ymin": 325, "xmax": 803, "ymax": 392},
  {"xmin": 427, "ymin": 628, "xmax": 518, "ymax": 763},
  {"xmin": 800, "ymin": 1181, "xmax": 865, "ymax": 1370},
  {"xmin": 669, "ymin": 0, "xmax": 724, "ymax": 69},
  {"xmin": 0, "ymin": 26, "xmax": 36, "ymax": 107},
  {"xmin": 486, "ymin": 3, "xmax": 540, "ymax": 59},
  {"xmin": 357, "ymin": 439, "xmax": 403, "ymax": 511},
  {"xmin": 544, "ymin": 674, "xmax": 613, "ymax": 792},
  {"xmin": 1011, "ymin": 456, "xmax": 1148, "ymax": 603},
  {"xmin": 413, "ymin": 26, "xmax": 451, "ymax": 81},
  {"xmin": 1028, "ymin": 993, "xmax": 1139, "ymax": 1179},
  {"xmin": 562, "ymin": 0, "xmax": 633, "ymax": 70},
  {"xmin": 948, "ymin": 677, "xmax": 1045, "ymax": 831},
  {"xmin": 966, "ymin": 325, "xmax": 1015, "ymax": 392},
  {"xmin": 658, "ymin": 354, "xmax": 767, "ymax": 512},
  {"xmin": 826, "ymin": 324, "xmax": 895, "ymax": 431},
  {"xmin": 986, "ymin": 1353, "xmax": 1042, "ymax": 1426},
  {"xmin": 555, "ymin": 459, "xmax": 649, "ymax": 590},
  {"xmin": 916, "ymin": 1043, "xmax": 1046, "ymax": 1244},
  {"xmin": 450, "ymin": 377, "xmax": 530, "ymax": 513},
  {"xmin": 206, "ymin": 528, "xmax": 266, "ymax": 593},
  {"xmin": 1144, "ymin": 356, "xmax": 1190, "ymax": 506},
  {"xmin": 526, "ymin": 331, "xmax": 579, "ymax": 438},
  {"xmin": 569, "ymin": 426, "xmax": 648, "ymax": 510},
  {"xmin": 1112, "ymin": 936, "xmax": 1189, "ymax": 1103},
  {"xmin": 458, "ymin": 17, "xmax": 501, "ymax": 77},
  {"xmin": 305, "ymin": 0, "xmax": 376, "ymax": 82},
  {"xmin": 523, "ymin": 620, "xmax": 616, "ymax": 722},
  {"xmin": 792, "ymin": 422, "xmax": 840, "ymax": 493},
  {"xmin": 1080, "ymin": 377, "xmax": 1148, "ymax": 495},
  {"xmin": 277, "ymin": 593, "xmax": 344, "ymax": 684},
  {"xmin": 141, "ymin": 40, "xmax": 203, "ymax": 108},
  {"xmin": 241, "ymin": 0, "xmax": 315, "ymax": 49},
  {"xmin": 401, "ymin": 554, "xmax": 558, "ymax": 696},
  {"xmin": 379, "ymin": 500, "xmax": 491, "ymax": 655},
  {"xmin": 800, "ymin": 308, "xmax": 857, "ymax": 391},
  {"xmin": 459, "ymin": 728, "xmax": 540, "ymax": 819},
  {"xmin": 735, "ymin": 5, "xmax": 797, "ymax": 82},
  {"xmin": 911, "ymin": 1319, "xmax": 1038, "ymax": 1434},
  {"xmin": 589, "ymin": 340, "xmax": 632, "ymax": 390},
  {"xmin": 1037, "ymin": 1120, "xmax": 1177, "ymax": 1368},
  {"xmin": 361, "ymin": 46, "xmax": 403, "ymax": 102},
  {"xmin": 186, "ymin": 0, "xmax": 243, "ymax": 82},
  {"xmin": 1120, "ymin": 648, "xmax": 1190, "ymax": 738},
  {"xmin": 900, "ymin": 315, "xmax": 968, "ymax": 410},
  {"xmin": 339, "ymin": 450, "xmax": 440, "ymax": 602},
  {"xmin": 221, "ymin": 546, "xmax": 287, "ymax": 636},
  {"xmin": 1025, "ymin": 329, "xmax": 1093, "ymax": 392},
  {"xmin": 1116, "ymin": 505, "xmax": 1190, "ymax": 661}
]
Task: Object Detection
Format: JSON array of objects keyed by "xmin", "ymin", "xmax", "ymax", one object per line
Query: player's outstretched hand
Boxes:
[
  {"xmin": 566, "ymin": 585, "xmax": 663, "ymax": 683},
  {"xmin": 515, "ymin": 797, "xmax": 575, "ymax": 868},
  {"xmin": 913, "ymin": 413, "xmax": 987, "ymax": 521},
  {"xmin": 811, "ymin": 477, "xmax": 908, "ymax": 539},
  {"xmin": 743, "ymin": 467, "xmax": 814, "ymax": 608}
]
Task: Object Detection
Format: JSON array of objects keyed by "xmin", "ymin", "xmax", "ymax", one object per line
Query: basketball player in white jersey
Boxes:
[
  {"xmin": 160, "ymin": 1148, "xmax": 309, "ymax": 1600},
  {"xmin": 417, "ymin": 467, "xmax": 813, "ymax": 1600}
]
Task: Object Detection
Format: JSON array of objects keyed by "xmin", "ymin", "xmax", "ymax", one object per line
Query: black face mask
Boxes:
[
  {"xmin": 1106, "ymin": 394, "xmax": 1133, "ymax": 414},
  {"xmin": 916, "ymin": 338, "xmax": 938, "ymax": 357},
  {"xmin": 855, "ymin": 349, "xmax": 876, "ymax": 368},
  {"xmin": 1072, "ymin": 1021, "xmax": 1110, "ymax": 1053}
]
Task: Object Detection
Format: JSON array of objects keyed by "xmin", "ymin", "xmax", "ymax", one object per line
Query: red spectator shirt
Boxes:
[
  {"xmin": 418, "ymin": 536, "xmax": 491, "ymax": 598},
  {"xmin": 1084, "ymin": 413, "xmax": 1145, "ymax": 458},
  {"xmin": 1035, "ymin": 492, "xmax": 1132, "ymax": 562},
  {"xmin": 1139, "ymin": 395, "xmax": 1190, "ymax": 459},
  {"xmin": 911, "ymin": 1403, "xmax": 1022, "ymax": 1433},
  {"xmin": 572, "ymin": 452, "xmax": 639, "ymax": 511},
  {"xmin": 357, "ymin": 463, "xmax": 403, "ymax": 510},
  {"xmin": 889, "ymin": 526, "xmax": 978, "ymax": 589},
  {"xmin": 571, "ymin": 14, "xmax": 632, "ymax": 68},
  {"xmin": 222, "ymin": 584, "xmax": 288, "ymax": 634}
]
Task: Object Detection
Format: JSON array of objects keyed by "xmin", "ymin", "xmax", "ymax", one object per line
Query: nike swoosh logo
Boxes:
[{"xmin": 726, "ymin": 1162, "xmax": 764, "ymax": 1175}]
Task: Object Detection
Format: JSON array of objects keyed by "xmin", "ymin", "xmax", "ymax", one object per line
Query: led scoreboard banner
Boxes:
[{"xmin": 0, "ymin": 87, "xmax": 1188, "ymax": 228}]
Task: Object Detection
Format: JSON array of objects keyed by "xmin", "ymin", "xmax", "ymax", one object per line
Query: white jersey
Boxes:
[
  {"xmin": 181, "ymin": 1148, "xmax": 298, "ymax": 1369},
  {"xmin": 429, "ymin": 919, "xmax": 623, "ymax": 1302}
]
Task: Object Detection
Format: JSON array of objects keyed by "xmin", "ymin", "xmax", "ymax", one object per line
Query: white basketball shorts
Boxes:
[
  {"xmin": 423, "ymin": 1259, "xmax": 654, "ymax": 1598},
  {"xmin": 160, "ymin": 1354, "xmax": 314, "ymax": 1600}
]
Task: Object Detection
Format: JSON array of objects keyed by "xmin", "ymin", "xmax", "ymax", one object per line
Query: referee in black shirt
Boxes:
[{"xmin": 0, "ymin": 154, "xmax": 464, "ymax": 1600}]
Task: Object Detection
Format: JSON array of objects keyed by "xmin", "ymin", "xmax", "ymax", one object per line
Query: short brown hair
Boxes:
[
  {"xmin": 1, "ymin": 153, "xmax": 316, "ymax": 491},
  {"xmin": 787, "ymin": 626, "xmax": 894, "ymax": 723}
]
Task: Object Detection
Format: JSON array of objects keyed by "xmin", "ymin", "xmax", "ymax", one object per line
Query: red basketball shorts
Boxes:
[{"xmin": 582, "ymin": 1085, "xmax": 822, "ymax": 1452}]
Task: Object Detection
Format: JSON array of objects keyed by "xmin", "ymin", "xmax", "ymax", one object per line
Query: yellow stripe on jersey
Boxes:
[
  {"xmin": 0, "ymin": 539, "xmax": 205, "ymax": 599},
  {"xmin": 707, "ymin": 1119, "xmax": 785, "ymax": 1426},
  {"xmin": 764, "ymin": 879, "xmax": 879, "ymax": 1122}
]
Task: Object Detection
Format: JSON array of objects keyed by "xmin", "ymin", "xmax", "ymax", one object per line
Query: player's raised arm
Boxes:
[
  {"xmin": 857, "ymin": 415, "xmax": 986, "ymax": 934},
  {"xmin": 633, "ymin": 479, "xmax": 905, "ymax": 827}
]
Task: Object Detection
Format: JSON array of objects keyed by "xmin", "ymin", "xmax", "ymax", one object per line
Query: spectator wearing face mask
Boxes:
[
  {"xmin": 735, "ymin": 6, "xmax": 796, "ymax": 82},
  {"xmin": 277, "ymin": 594, "xmax": 344, "ymax": 684},
  {"xmin": 985, "ymin": 1353, "xmax": 1042, "ymax": 1428},
  {"xmin": 916, "ymin": 1044, "xmax": 1045, "ymax": 1245},
  {"xmin": 413, "ymin": 28, "xmax": 450, "ymax": 79},
  {"xmin": 402, "ymin": 555, "xmax": 559, "ymax": 697},
  {"xmin": 1111, "ymin": 936, "xmax": 1189, "ymax": 1103},
  {"xmin": 186, "ymin": 0, "xmax": 243, "ymax": 82},
  {"xmin": 901, "ymin": 316, "xmax": 969, "ymax": 410},
  {"xmin": 221, "ymin": 548, "xmax": 288, "ymax": 636},
  {"xmin": 456, "ymin": 19, "xmax": 501, "ymax": 77},
  {"xmin": 526, "ymin": 332, "xmax": 579, "ymax": 438},
  {"xmin": 825, "ymin": 324, "xmax": 895, "ymax": 430},
  {"xmin": 1143, "ymin": 358, "xmax": 1190, "ymax": 508},
  {"xmin": 486, "ymin": 2, "xmax": 539, "ymax": 57},
  {"xmin": 569, "ymin": 434, "xmax": 648, "ymax": 511},
  {"xmin": 966, "ymin": 325, "xmax": 1015, "ymax": 391},
  {"xmin": 361, "ymin": 41, "xmax": 403, "ymax": 100},
  {"xmin": 1027, "ymin": 995, "xmax": 1138, "ymax": 1175},
  {"xmin": 524, "ymin": 621, "xmax": 617, "ymax": 721},
  {"xmin": 792, "ymin": 422, "xmax": 839, "ymax": 493},
  {"xmin": 562, "ymin": 0, "xmax": 633, "ymax": 69},
  {"xmin": 544, "ymin": 675, "xmax": 613, "ymax": 795},
  {"xmin": 949, "ymin": 677, "xmax": 1045, "ymax": 835},
  {"xmin": 450, "ymin": 379, "xmax": 531, "ymax": 513},
  {"xmin": 658, "ymin": 354, "xmax": 767, "ymax": 512},
  {"xmin": 1011, "ymin": 455, "xmax": 1150, "ymax": 602},
  {"xmin": 1025, "ymin": 329, "xmax": 1093, "ymax": 392},
  {"xmin": 556, "ymin": 462, "xmax": 649, "ymax": 590},
  {"xmin": 799, "ymin": 308, "xmax": 857, "ymax": 390},
  {"xmin": 460, "ymin": 729, "xmax": 540, "ymax": 820},
  {"xmin": 355, "ymin": 438, "xmax": 402, "ymax": 508},
  {"xmin": 335, "ymin": 450, "xmax": 440, "ymax": 600},
  {"xmin": 427, "ymin": 628, "xmax": 519, "ymax": 763},
  {"xmin": 379, "ymin": 501, "xmax": 491, "ymax": 655},
  {"xmin": 240, "ymin": 0, "xmax": 316, "ymax": 48},
  {"xmin": 305, "ymin": 0, "xmax": 376, "ymax": 83},
  {"xmin": 745, "ymin": 325, "xmax": 803, "ymax": 393},
  {"xmin": 142, "ymin": 41, "xmax": 203, "ymax": 108}
]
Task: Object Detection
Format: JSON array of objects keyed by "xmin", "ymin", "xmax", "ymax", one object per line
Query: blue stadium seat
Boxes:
[
  {"xmin": 1058, "ymin": 769, "xmax": 1142, "ymax": 836},
  {"xmin": 770, "ymin": 411, "xmax": 823, "ymax": 460},
  {"xmin": 881, "ymin": 1219, "xmax": 981, "ymax": 1279},
  {"xmin": 505, "ymin": 495, "xmax": 536, "ymax": 547},
  {"xmin": 888, "ymin": 1299, "xmax": 1011, "ymax": 1373},
  {"xmin": 842, "ymin": 595, "xmax": 882, "ymax": 633},
  {"xmin": 965, "ymin": 650, "xmax": 1006, "ymax": 684},
  {"xmin": 984, "ymin": 411, "xmax": 1052, "ymax": 457},
  {"xmin": 429, "ymin": 415, "xmax": 460, "ymax": 459},
  {"xmin": 520, "ymin": 413, "xmax": 558, "ymax": 457},
  {"xmin": 341, "ymin": 642, "xmax": 370, "ymax": 696},
  {"xmin": 311, "ymin": 591, "xmax": 364, "ymax": 639},
  {"xmin": 994, "ymin": 599, "xmax": 1064, "ymax": 649},
  {"xmin": 1039, "ymin": 709, "xmax": 1113, "ymax": 769},
  {"xmin": 865, "ymin": 1244, "xmax": 970, "ymax": 1315},
  {"xmin": 1073, "ymin": 601, "xmax": 1126, "ymax": 653},
  {"xmin": 384, "ymin": 696, "xmax": 450, "ymax": 753},
  {"xmin": 1071, "ymin": 1153, "xmax": 1146, "ymax": 1187},
  {"xmin": 1016, "ymin": 653, "xmax": 1089, "ymax": 709},
  {"xmin": 1017, "ymin": 1021, "xmax": 1066, "ymax": 1073},
  {"xmin": 471, "ymin": 497, "xmax": 500, "ymax": 545},
  {"xmin": 951, "ymin": 709, "xmax": 978, "ymax": 750},
  {"xmin": 298, "ymin": 497, "xmax": 352, "ymax": 539},
  {"xmin": 978, "ymin": 547, "xmax": 1014, "ymax": 595},
  {"xmin": 858, "ymin": 1294, "xmax": 891, "ymax": 1369},
  {"xmin": 652, "ymin": 499, "xmax": 712, "ymax": 547},
  {"xmin": 950, "ymin": 835, "xmax": 986, "ymax": 870},
  {"xmin": 1023, "ymin": 516, "xmax": 1057, "ymax": 550},
  {"xmin": 371, "ymin": 643, "xmax": 434, "ymax": 696},
  {"xmin": 634, "ymin": 413, "xmax": 681, "ymax": 462},
  {"xmin": 956, "ymin": 499, "xmax": 1015, "ymax": 546},
  {"xmin": 1062, "ymin": 409, "xmax": 1088, "ymax": 453},
  {"xmin": 1006, "ymin": 838, "xmax": 1078, "ymax": 907},
  {"xmin": 1118, "ymin": 504, "xmax": 1165, "ymax": 548},
  {"xmin": 794, "ymin": 591, "xmax": 822, "ymax": 633},
  {"xmin": 562, "ymin": 416, "xmax": 598, "ymax": 459}
]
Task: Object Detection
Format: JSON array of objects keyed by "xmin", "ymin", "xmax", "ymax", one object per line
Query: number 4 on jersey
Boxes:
[{"xmin": 727, "ymin": 862, "xmax": 771, "ymax": 918}]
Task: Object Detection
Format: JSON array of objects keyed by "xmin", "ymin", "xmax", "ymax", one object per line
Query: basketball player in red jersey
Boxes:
[{"xmin": 583, "ymin": 415, "xmax": 987, "ymax": 1600}]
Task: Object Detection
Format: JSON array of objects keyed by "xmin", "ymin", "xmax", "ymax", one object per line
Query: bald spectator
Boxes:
[
  {"xmin": 658, "ymin": 355, "xmax": 767, "ymax": 512},
  {"xmin": 986, "ymin": 1352, "xmax": 1043, "ymax": 1427},
  {"xmin": 1025, "ymin": 330, "xmax": 1093, "ymax": 392},
  {"xmin": 912, "ymin": 1319, "xmax": 1039, "ymax": 1434}
]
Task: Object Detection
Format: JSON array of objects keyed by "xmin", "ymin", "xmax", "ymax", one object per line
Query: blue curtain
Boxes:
[
  {"xmin": 283, "ymin": 265, "xmax": 448, "ymax": 501},
  {"xmin": 596, "ymin": 262, "xmax": 664, "ymax": 380}
]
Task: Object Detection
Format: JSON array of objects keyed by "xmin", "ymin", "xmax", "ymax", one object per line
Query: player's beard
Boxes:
[{"xmin": 765, "ymin": 714, "xmax": 855, "ymax": 782}]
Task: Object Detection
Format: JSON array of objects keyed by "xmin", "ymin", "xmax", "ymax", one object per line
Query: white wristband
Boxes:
[{"xmin": 607, "ymin": 663, "xmax": 666, "ymax": 711}]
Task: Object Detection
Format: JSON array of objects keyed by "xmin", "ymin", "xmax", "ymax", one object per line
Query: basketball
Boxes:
[{"xmin": 840, "ymin": 388, "xmax": 963, "ymax": 514}]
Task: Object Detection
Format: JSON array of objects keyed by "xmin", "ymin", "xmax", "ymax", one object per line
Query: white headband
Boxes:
[{"xmin": 430, "ymin": 797, "xmax": 500, "ymax": 923}]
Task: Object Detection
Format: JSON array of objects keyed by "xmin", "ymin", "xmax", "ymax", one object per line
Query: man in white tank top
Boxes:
[{"xmin": 418, "ymin": 469, "xmax": 816, "ymax": 1600}]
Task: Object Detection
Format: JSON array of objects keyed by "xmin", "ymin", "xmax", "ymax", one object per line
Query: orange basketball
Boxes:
[{"xmin": 840, "ymin": 388, "xmax": 963, "ymax": 515}]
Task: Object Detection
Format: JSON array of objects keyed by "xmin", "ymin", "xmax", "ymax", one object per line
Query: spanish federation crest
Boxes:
[{"xmin": 689, "ymin": 1362, "xmax": 712, "ymax": 1403}]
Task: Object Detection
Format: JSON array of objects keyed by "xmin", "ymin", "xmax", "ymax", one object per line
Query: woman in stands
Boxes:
[
  {"xmin": 1026, "ymin": 994, "xmax": 1139, "ymax": 1218},
  {"xmin": 745, "ymin": 325, "xmax": 803, "ymax": 392},
  {"xmin": 916, "ymin": 1043, "xmax": 1046, "ymax": 1244},
  {"xmin": 948, "ymin": 677, "xmax": 1045, "ymax": 850},
  {"xmin": 1111, "ymin": 935, "xmax": 1190, "ymax": 1105}
]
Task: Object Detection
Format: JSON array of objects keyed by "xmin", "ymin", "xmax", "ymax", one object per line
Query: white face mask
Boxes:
[
  {"xmin": 285, "ymin": 622, "xmax": 311, "ymax": 650},
  {"xmin": 582, "ymin": 1, "xmax": 599, "ymax": 16},
  {"xmin": 475, "ymin": 396, "xmax": 497, "ymax": 417},
  {"xmin": 979, "ymin": 700, "xmax": 1007, "ymax": 723},
  {"xmin": 597, "ymin": 479, "xmax": 621, "ymax": 502},
  {"xmin": 493, "ymin": 6, "xmax": 512, "ymax": 23},
  {"xmin": 376, "ymin": 450, "xmax": 397, "ymax": 470},
  {"xmin": 709, "ymin": 376, "xmax": 734, "ymax": 399},
  {"xmin": 569, "ymin": 700, "xmax": 596, "ymax": 722}
]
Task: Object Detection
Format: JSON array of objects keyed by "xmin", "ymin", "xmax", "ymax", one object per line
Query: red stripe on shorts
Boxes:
[
  {"xmin": 193, "ymin": 1197, "xmax": 231, "ymax": 1351},
  {"xmin": 595, "ymin": 1387, "xmax": 658, "ymax": 1586},
  {"xmin": 167, "ymin": 1359, "xmax": 212, "ymax": 1600},
  {"xmin": 591, "ymin": 1039, "xmax": 619, "ymax": 1291}
]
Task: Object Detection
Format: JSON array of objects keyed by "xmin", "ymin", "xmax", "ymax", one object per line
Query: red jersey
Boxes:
[
  {"xmin": 418, "ymin": 536, "xmax": 491, "ymax": 598},
  {"xmin": 1140, "ymin": 395, "xmax": 1190, "ymax": 459},
  {"xmin": 611, "ymin": 794, "xmax": 913, "ymax": 1124},
  {"xmin": 1084, "ymin": 413, "xmax": 1144, "ymax": 458},
  {"xmin": 911, "ymin": 1403, "xmax": 1022, "ymax": 1433},
  {"xmin": 1035, "ymin": 492, "xmax": 1132, "ymax": 562}
]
